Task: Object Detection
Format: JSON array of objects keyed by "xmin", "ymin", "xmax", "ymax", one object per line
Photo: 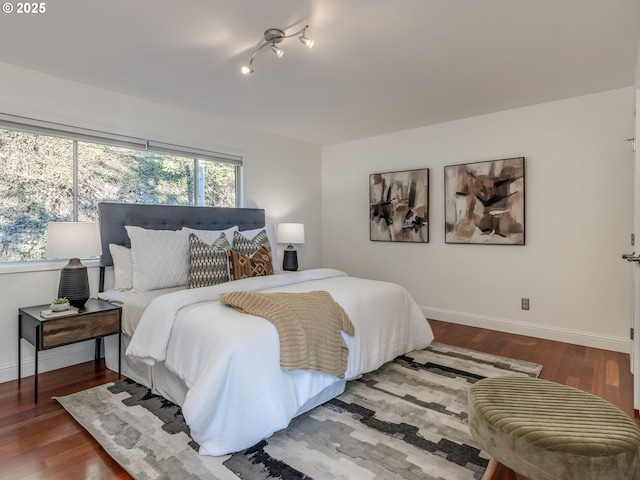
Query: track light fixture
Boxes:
[{"xmin": 241, "ymin": 25, "xmax": 313, "ymax": 75}]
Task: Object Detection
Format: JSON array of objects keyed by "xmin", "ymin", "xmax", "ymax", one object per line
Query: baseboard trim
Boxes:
[
  {"xmin": 422, "ymin": 307, "xmax": 630, "ymax": 354},
  {"xmin": 0, "ymin": 341, "xmax": 96, "ymax": 384}
]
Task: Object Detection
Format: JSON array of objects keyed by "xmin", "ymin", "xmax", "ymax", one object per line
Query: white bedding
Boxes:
[
  {"xmin": 126, "ymin": 268, "xmax": 434, "ymax": 455},
  {"xmin": 99, "ymin": 286, "xmax": 185, "ymax": 336}
]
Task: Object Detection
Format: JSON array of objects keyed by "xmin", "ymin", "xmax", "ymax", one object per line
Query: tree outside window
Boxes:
[{"xmin": 0, "ymin": 128, "xmax": 239, "ymax": 262}]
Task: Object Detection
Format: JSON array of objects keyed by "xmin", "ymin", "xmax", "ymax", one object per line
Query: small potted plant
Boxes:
[{"xmin": 50, "ymin": 297, "xmax": 70, "ymax": 312}]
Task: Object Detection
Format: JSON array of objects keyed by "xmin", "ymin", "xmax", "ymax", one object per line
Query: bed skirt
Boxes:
[{"xmin": 104, "ymin": 334, "xmax": 188, "ymax": 407}]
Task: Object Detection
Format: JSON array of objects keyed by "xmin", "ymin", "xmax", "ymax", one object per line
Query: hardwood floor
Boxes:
[
  {"xmin": 429, "ymin": 320, "xmax": 637, "ymax": 420},
  {"xmin": 0, "ymin": 320, "xmax": 636, "ymax": 479},
  {"xmin": 0, "ymin": 359, "xmax": 129, "ymax": 479}
]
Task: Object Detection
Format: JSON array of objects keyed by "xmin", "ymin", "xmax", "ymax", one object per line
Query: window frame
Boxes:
[{"xmin": 0, "ymin": 112, "xmax": 243, "ymax": 267}]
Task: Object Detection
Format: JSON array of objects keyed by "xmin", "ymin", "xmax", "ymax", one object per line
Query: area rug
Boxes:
[{"xmin": 56, "ymin": 342, "xmax": 542, "ymax": 480}]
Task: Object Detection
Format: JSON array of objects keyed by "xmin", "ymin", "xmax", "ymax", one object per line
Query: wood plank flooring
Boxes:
[
  {"xmin": 0, "ymin": 359, "xmax": 128, "ymax": 479},
  {"xmin": 0, "ymin": 320, "xmax": 636, "ymax": 479}
]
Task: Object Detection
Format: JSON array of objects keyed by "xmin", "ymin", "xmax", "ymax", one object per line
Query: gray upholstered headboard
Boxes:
[{"xmin": 98, "ymin": 202, "xmax": 266, "ymax": 268}]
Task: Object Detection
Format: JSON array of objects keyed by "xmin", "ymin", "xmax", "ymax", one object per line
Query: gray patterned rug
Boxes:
[{"xmin": 56, "ymin": 342, "xmax": 541, "ymax": 480}]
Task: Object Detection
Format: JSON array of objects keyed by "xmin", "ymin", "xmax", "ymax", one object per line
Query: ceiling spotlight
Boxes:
[
  {"xmin": 298, "ymin": 26, "xmax": 314, "ymax": 49},
  {"xmin": 241, "ymin": 24, "xmax": 314, "ymax": 75},
  {"xmin": 270, "ymin": 43, "xmax": 284, "ymax": 58},
  {"xmin": 299, "ymin": 36, "xmax": 314, "ymax": 49}
]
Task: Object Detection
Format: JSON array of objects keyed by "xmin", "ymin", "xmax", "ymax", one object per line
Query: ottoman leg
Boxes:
[
  {"xmin": 482, "ymin": 458, "xmax": 499, "ymax": 480},
  {"xmin": 483, "ymin": 458, "xmax": 532, "ymax": 480}
]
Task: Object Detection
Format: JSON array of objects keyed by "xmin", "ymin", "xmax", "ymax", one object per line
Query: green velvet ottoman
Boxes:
[{"xmin": 468, "ymin": 377, "xmax": 640, "ymax": 480}]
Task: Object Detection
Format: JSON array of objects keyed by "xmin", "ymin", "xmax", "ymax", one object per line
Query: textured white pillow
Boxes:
[
  {"xmin": 125, "ymin": 226, "xmax": 189, "ymax": 292},
  {"xmin": 181, "ymin": 225, "xmax": 238, "ymax": 244},
  {"xmin": 108, "ymin": 243, "xmax": 134, "ymax": 291},
  {"xmin": 240, "ymin": 225, "xmax": 280, "ymax": 272}
]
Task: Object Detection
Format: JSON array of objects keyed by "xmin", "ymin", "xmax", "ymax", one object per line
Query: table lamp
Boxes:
[
  {"xmin": 276, "ymin": 223, "xmax": 305, "ymax": 271},
  {"xmin": 46, "ymin": 222, "xmax": 101, "ymax": 308}
]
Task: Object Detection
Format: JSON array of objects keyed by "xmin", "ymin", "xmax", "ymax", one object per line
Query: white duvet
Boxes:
[{"xmin": 126, "ymin": 268, "xmax": 434, "ymax": 456}]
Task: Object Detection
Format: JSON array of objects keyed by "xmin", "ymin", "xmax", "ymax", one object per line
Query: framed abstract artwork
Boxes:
[
  {"xmin": 369, "ymin": 168, "xmax": 429, "ymax": 242},
  {"xmin": 444, "ymin": 157, "xmax": 525, "ymax": 245}
]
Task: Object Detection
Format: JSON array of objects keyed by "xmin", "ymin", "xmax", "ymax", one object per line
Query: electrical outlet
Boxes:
[{"xmin": 521, "ymin": 298, "xmax": 530, "ymax": 310}]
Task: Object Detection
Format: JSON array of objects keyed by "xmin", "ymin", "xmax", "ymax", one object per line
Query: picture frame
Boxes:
[
  {"xmin": 369, "ymin": 168, "xmax": 429, "ymax": 243},
  {"xmin": 444, "ymin": 157, "xmax": 525, "ymax": 245}
]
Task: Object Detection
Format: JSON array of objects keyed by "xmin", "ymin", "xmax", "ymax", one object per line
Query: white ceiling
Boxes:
[{"xmin": 0, "ymin": 0, "xmax": 639, "ymax": 146}]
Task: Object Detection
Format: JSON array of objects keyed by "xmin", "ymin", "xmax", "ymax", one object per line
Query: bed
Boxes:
[{"xmin": 97, "ymin": 202, "xmax": 434, "ymax": 456}]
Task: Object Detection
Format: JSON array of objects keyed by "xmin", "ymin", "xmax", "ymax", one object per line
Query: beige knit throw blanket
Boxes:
[{"xmin": 219, "ymin": 290, "xmax": 355, "ymax": 378}]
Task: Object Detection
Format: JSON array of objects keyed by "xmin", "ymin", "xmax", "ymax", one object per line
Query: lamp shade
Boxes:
[
  {"xmin": 46, "ymin": 222, "xmax": 101, "ymax": 259},
  {"xmin": 276, "ymin": 223, "xmax": 305, "ymax": 245},
  {"xmin": 46, "ymin": 222, "xmax": 101, "ymax": 308}
]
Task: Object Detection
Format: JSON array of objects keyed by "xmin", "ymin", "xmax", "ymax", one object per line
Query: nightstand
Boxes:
[{"xmin": 18, "ymin": 298, "xmax": 121, "ymax": 403}]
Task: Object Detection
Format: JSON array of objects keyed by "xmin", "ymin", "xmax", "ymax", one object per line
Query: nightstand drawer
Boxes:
[{"xmin": 41, "ymin": 310, "xmax": 120, "ymax": 349}]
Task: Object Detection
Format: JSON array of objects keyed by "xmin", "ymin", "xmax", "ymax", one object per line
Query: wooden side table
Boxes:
[{"xmin": 18, "ymin": 298, "xmax": 121, "ymax": 403}]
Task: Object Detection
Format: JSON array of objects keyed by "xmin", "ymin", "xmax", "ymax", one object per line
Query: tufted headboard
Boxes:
[{"xmin": 98, "ymin": 202, "xmax": 265, "ymax": 268}]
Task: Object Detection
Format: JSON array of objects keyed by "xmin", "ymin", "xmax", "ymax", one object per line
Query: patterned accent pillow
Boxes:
[
  {"xmin": 228, "ymin": 246, "xmax": 274, "ymax": 281},
  {"xmin": 232, "ymin": 230, "xmax": 272, "ymax": 257},
  {"xmin": 188, "ymin": 232, "xmax": 231, "ymax": 288},
  {"xmin": 238, "ymin": 225, "xmax": 281, "ymax": 272}
]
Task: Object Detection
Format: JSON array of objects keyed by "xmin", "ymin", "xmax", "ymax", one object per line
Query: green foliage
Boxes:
[
  {"xmin": 0, "ymin": 129, "xmax": 237, "ymax": 262},
  {"xmin": 204, "ymin": 162, "xmax": 236, "ymax": 206}
]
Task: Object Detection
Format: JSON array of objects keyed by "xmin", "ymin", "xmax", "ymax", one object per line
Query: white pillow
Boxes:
[
  {"xmin": 108, "ymin": 244, "xmax": 133, "ymax": 291},
  {"xmin": 181, "ymin": 225, "xmax": 238, "ymax": 244},
  {"xmin": 125, "ymin": 226, "xmax": 189, "ymax": 292},
  {"xmin": 240, "ymin": 225, "xmax": 280, "ymax": 272}
]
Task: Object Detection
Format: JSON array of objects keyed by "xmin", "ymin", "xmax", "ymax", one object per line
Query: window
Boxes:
[{"xmin": 0, "ymin": 116, "xmax": 241, "ymax": 262}]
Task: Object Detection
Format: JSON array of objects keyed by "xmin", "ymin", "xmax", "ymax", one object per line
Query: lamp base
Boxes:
[
  {"xmin": 282, "ymin": 247, "xmax": 298, "ymax": 271},
  {"xmin": 58, "ymin": 258, "xmax": 90, "ymax": 308}
]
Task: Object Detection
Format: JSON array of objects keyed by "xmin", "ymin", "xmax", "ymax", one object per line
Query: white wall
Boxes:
[
  {"xmin": 321, "ymin": 88, "xmax": 635, "ymax": 352},
  {"xmin": 0, "ymin": 61, "xmax": 321, "ymax": 383}
]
